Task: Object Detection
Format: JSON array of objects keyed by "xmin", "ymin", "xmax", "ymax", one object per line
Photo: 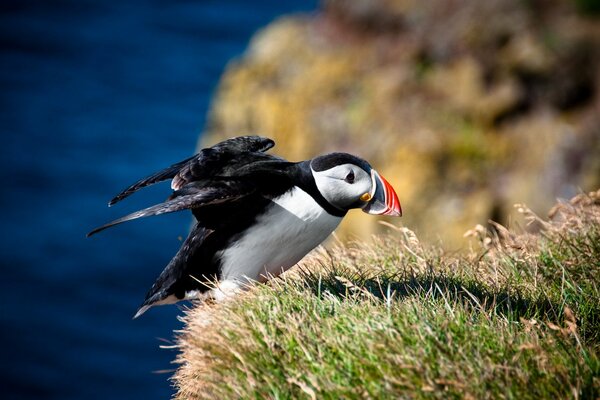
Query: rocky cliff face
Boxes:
[{"xmin": 200, "ymin": 0, "xmax": 600, "ymax": 247}]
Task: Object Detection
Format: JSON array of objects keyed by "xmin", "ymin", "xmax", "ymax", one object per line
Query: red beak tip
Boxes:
[
  {"xmin": 370, "ymin": 170, "xmax": 402, "ymax": 217},
  {"xmin": 382, "ymin": 178, "xmax": 402, "ymax": 217}
]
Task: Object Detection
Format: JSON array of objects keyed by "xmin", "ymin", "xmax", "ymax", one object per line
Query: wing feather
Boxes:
[
  {"xmin": 107, "ymin": 136, "xmax": 274, "ymax": 206},
  {"xmin": 108, "ymin": 155, "xmax": 196, "ymax": 206},
  {"xmin": 209, "ymin": 136, "xmax": 274, "ymax": 153},
  {"xmin": 88, "ymin": 182, "xmax": 253, "ymax": 237}
]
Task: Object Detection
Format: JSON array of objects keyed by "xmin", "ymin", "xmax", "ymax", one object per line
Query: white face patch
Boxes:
[{"xmin": 311, "ymin": 163, "xmax": 372, "ymax": 210}]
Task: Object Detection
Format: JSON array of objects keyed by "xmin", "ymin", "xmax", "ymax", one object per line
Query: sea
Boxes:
[{"xmin": 0, "ymin": 1, "xmax": 317, "ymax": 398}]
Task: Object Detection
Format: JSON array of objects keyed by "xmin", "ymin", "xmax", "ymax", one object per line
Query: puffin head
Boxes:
[{"xmin": 310, "ymin": 153, "xmax": 402, "ymax": 216}]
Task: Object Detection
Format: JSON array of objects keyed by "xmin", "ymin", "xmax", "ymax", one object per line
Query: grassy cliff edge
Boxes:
[{"xmin": 173, "ymin": 190, "xmax": 600, "ymax": 399}]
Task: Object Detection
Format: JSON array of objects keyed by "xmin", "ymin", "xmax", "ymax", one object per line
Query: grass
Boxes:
[{"xmin": 172, "ymin": 190, "xmax": 600, "ymax": 399}]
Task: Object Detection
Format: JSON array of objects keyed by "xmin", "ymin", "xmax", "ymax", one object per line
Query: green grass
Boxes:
[{"xmin": 173, "ymin": 191, "xmax": 600, "ymax": 399}]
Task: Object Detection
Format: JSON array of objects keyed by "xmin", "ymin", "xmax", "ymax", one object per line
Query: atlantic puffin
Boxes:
[{"xmin": 88, "ymin": 136, "xmax": 401, "ymax": 317}]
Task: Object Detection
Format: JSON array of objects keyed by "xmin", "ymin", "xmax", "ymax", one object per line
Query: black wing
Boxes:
[
  {"xmin": 87, "ymin": 180, "xmax": 254, "ymax": 237},
  {"xmin": 107, "ymin": 154, "xmax": 196, "ymax": 206},
  {"xmin": 207, "ymin": 135, "xmax": 274, "ymax": 153},
  {"xmin": 108, "ymin": 135, "xmax": 274, "ymax": 206}
]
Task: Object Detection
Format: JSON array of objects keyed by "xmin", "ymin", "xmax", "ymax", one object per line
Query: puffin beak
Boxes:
[{"xmin": 362, "ymin": 170, "xmax": 402, "ymax": 217}]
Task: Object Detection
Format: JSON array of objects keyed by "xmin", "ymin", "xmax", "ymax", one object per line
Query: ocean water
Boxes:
[{"xmin": 0, "ymin": 1, "xmax": 316, "ymax": 398}]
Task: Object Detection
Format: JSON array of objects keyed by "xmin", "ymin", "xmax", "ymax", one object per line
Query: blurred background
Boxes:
[
  {"xmin": 1, "ymin": 0, "xmax": 598, "ymax": 398},
  {"xmin": 203, "ymin": 0, "xmax": 600, "ymax": 247}
]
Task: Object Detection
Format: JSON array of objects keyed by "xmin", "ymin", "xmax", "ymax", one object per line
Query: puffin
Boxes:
[{"xmin": 88, "ymin": 136, "xmax": 401, "ymax": 318}]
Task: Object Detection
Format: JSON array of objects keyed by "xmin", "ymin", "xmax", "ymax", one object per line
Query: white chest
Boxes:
[{"xmin": 217, "ymin": 186, "xmax": 342, "ymax": 283}]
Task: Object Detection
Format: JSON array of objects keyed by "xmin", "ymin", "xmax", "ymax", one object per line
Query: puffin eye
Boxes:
[{"xmin": 344, "ymin": 171, "xmax": 355, "ymax": 183}]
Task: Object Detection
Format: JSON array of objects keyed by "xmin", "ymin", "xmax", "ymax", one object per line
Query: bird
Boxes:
[{"xmin": 88, "ymin": 136, "xmax": 401, "ymax": 318}]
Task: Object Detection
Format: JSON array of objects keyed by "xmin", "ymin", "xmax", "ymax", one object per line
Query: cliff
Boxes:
[
  {"xmin": 173, "ymin": 190, "xmax": 600, "ymax": 398},
  {"xmin": 171, "ymin": 2, "xmax": 600, "ymax": 396}
]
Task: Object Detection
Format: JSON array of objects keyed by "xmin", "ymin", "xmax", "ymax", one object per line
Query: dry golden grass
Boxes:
[{"xmin": 173, "ymin": 190, "xmax": 600, "ymax": 399}]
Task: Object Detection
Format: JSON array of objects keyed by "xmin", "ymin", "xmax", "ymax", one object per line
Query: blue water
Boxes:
[{"xmin": 0, "ymin": 1, "xmax": 317, "ymax": 398}]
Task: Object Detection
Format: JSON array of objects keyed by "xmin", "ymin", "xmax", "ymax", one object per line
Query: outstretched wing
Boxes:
[
  {"xmin": 108, "ymin": 154, "xmax": 196, "ymax": 206},
  {"xmin": 88, "ymin": 180, "xmax": 254, "ymax": 237},
  {"xmin": 108, "ymin": 136, "xmax": 274, "ymax": 206}
]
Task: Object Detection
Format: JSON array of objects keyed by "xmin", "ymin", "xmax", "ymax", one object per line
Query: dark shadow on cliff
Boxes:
[{"xmin": 296, "ymin": 265, "xmax": 562, "ymax": 325}]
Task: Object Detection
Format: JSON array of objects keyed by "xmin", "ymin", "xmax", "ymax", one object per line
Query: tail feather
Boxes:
[
  {"xmin": 133, "ymin": 305, "xmax": 151, "ymax": 319},
  {"xmin": 132, "ymin": 224, "xmax": 213, "ymax": 318},
  {"xmin": 132, "ymin": 294, "xmax": 178, "ymax": 319}
]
